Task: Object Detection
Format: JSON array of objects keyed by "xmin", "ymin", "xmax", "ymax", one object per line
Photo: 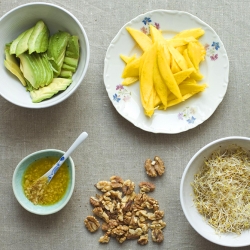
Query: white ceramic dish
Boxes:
[
  {"xmin": 104, "ymin": 10, "xmax": 229, "ymax": 134},
  {"xmin": 180, "ymin": 136, "xmax": 250, "ymax": 247},
  {"xmin": 0, "ymin": 2, "xmax": 90, "ymax": 108}
]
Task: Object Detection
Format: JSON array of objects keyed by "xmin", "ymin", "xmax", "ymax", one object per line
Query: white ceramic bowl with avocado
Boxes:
[{"xmin": 0, "ymin": 2, "xmax": 90, "ymax": 108}]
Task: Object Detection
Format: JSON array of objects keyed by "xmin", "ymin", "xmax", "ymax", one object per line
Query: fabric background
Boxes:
[{"xmin": 0, "ymin": 0, "xmax": 249, "ymax": 249}]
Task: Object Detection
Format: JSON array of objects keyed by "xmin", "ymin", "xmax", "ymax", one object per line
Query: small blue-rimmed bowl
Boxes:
[{"xmin": 12, "ymin": 149, "xmax": 75, "ymax": 215}]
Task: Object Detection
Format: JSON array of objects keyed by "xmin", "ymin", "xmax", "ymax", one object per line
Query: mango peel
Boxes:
[{"xmin": 120, "ymin": 25, "xmax": 207, "ymax": 117}]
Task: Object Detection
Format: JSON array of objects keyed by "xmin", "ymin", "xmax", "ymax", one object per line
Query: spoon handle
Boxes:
[{"xmin": 46, "ymin": 132, "xmax": 88, "ymax": 182}]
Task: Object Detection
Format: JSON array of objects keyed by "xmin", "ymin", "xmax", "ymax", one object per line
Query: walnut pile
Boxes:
[
  {"xmin": 84, "ymin": 176, "xmax": 166, "ymax": 245},
  {"xmin": 144, "ymin": 156, "xmax": 165, "ymax": 177}
]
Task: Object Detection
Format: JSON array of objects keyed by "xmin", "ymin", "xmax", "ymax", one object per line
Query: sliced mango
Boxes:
[
  {"xmin": 122, "ymin": 76, "xmax": 138, "ymax": 86},
  {"xmin": 121, "ymin": 26, "xmax": 207, "ymax": 117},
  {"xmin": 167, "ymin": 43, "xmax": 188, "ymax": 70},
  {"xmin": 157, "ymin": 43, "xmax": 183, "ymax": 101},
  {"xmin": 121, "ymin": 57, "xmax": 140, "ymax": 78},
  {"xmin": 153, "ymin": 56, "xmax": 168, "ymax": 110},
  {"xmin": 139, "ymin": 45, "xmax": 157, "ymax": 117},
  {"xmin": 173, "ymin": 28, "xmax": 205, "ymax": 39},
  {"xmin": 149, "ymin": 25, "xmax": 165, "ymax": 43},
  {"xmin": 174, "ymin": 68, "xmax": 194, "ymax": 85},
  {"xmin": 183, "ymin": 49, "xmax": 203, "ymax": 81},
  {"xmin": 187, "ymin": 41, "xmax": 206, "ymax": 70},
  {"xmin": 168, "ymin": 81, "xmax": 207, "ymax": 106},
  {"xmin": 120, "ymin": 54, "xmax": 137, "ymax": 64},
  {"xmin": 126, "ymin": 27, "xmax": 152, "ymax": 52}
]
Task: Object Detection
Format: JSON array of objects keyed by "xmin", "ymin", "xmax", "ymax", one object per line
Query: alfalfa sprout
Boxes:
[{"xmin": 192, "ymin": 145, "xmax": 250, "ymax": 234}]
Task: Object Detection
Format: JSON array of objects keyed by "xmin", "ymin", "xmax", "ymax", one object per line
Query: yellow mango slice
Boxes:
[
  {"xmin": 167, "ymin": 43, "xmax": 188, "ymax": 70},
  {"xmin": 168, "ymin": 81, "xmax": 207, "ymax": 107},
  {"xmin": 173, "ymin": 28, "xmax": 205, "ymax": 39},
  {"xmin": 121, "ymin": 57, "xmax": 140, "ymax": 78},
  {"xmin": 157, "ymin": 43, "xmax": 183, "ymax": 101},
  {"xmin": 153, "ymin": 57, "xmax": 168, "ymax": 110},
  {"xmin": 120, "ymin": 54, "xmax": 137, "ymax": 64},
  {"xmin": 154, "ymin": 91, "xmax": 162, "ymax": 108},
  {"xmin": 183, "ymin": 49, "xmax": 203, "ymax": 81},
  {"xmin": 187, "ymin": 41, "xmax": 206, "ymax": 70},
  {"xmin": 176, "ymin": 45, "xmax": 187, "ymax": 54},
  {"xmin": 171, "ymin": 56, "xmax": 182, "ymax": 74},
  {"xmin": 122, "ymin": 77, "xmax": 138, "ymax": 86},
  {"xmin": 167, "ymin": 36, "xmax": 197, "ymax": 47},
  {"xmin": 174, "ymin": 68, "xmax": 194, "ymax": 85},
  {"xmin": 149, "ymin": 25, "xmax": 165, "ymax": 43},
  {"xmin": 139, "ymin": 44, "xmax": 157, "ymax": 117},
  {"xmin": 126, "ymin": 27, "xmax": 153, "ymax": 52}
]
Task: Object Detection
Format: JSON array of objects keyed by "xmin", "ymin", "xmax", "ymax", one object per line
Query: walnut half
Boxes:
[
  {"xmin": 144, "ymin": 156, "xmax": 165, "ymax": 177},
  {"xmin": 84, "ymin": 216, "xmax": 100, "ymax": 233}
]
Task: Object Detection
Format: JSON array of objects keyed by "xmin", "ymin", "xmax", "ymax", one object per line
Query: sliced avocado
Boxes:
[
  {"xmin": 61, "ymin": 63, "xmax": 76, "ymax": 72},
  {"xmin": 47, "ymin": 31, "xmax": 70, "ymax": 77},
  {"xmin": 30, "ymin": 78, "xmax": 72, "ymax": 103},
  {"xmin": 65, "ymin": 35, "xmax": 80, "ymax": 59},
  {"xmin": 15, "ymin": 27, "xmax": 34, "ymax": 56},
  {"xmin": 63, "ymin": 57, "xmax": 78, "ymax": 68},
  {"xmin": 28, "ymin": 20, "xmax": 50, "ymax": 54},
  {"xmin": 18, "ymin": 52, "xmax": 53, "ymax": 89},
  {"xmin": 4, "ymin": 44, "xmax": 26, "ymax": 86},
  {"xmin": 9, "ymin": 31, "xmax": 27, "ymax": 55},
  {"xmin": 59, "ymin": 70, "xmax": 72, "ymax": 78}
]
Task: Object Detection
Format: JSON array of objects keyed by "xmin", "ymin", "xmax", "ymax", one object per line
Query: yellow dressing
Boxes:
[{"xmin": 22, "ymin": 156, "xmax": 70, "ymax": 205}]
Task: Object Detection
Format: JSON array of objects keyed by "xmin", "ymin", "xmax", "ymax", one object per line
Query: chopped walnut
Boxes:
[
  {"xmin": 147, "ymin": 210, "xmax": 164, "ymax": 221},
  {"xmin": 122, "ymin": 180, "xmax": 135, "ymax": 195},
  {"xmin": 122, "ymin": 200, "xmax": 133, "ymax": 212},
  {"xmin": 150, "ymin": 220, "xmax": 166, "ymax": 230},
  {"xmin": 89, "ymin": 196, "xmax": 100, "ymax": 207},
  {"xmin": 110, "ymin": 176, "xmax": 124, "ymax": 188},
  {"xmin": 95, "ymin": 181, "xmax": 113, "ymax": 192},
  {"xmin": 139, "ymin": 181, "xmax": 155, "ymax": 193},
  {"xmin": 85, "ymin": 175, "xmax": 166, "ymax": 245},
  {"xmin": 152, "ymin": 229, "xmax": 164, "ymax": 243},
  {"xmin": 144, "ymin": 156, "xmax": 165, "ymax": 177},
  {"xmin": 99, "ymin": 233, "xmax": 110, "ymax": 243},
  {"xmin": 127, "ymin": 228, "xmax": 143, "ymax": 239},
  {"xmin": 84, "ymin": 216, "xmax": 100, "ymax": 232},
  {"xmin": 112, "ymin": 225, "xmax": 129, "ymax": 237},
  {"xmin": 138, "ymin": 234, "xmax": 149, "ymax": 245},
  {"xmin": 93, "ymin": 207, "xmax": 109, "ymax": 223}
]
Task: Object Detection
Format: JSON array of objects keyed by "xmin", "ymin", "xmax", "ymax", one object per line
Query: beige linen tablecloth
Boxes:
[{"xmin": 0, "ymin": 0, "xmax": 249, "ymax": 249}]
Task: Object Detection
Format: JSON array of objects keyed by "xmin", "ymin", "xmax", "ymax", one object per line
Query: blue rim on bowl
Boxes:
[{"xmin": 12, "ymin": 149, "xmax": 75, "ymax": 215}]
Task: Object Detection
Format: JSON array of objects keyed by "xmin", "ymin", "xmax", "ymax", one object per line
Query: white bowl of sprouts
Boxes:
[{"xmin": 180, "ymin": 136, "xmax": 250, "ymax": 247}]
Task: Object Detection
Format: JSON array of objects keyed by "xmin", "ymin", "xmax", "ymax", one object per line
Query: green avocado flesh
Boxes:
[
  {"xmin": 18, "ymin": 52, "xmax": 53, "ymax": 89},
  {"xmin": 47, "ymin": 31, "xmax": 70, "ymax": 77},
  {"xmin": 30, "ymin": 78, "xmax": 72, "ymax": 103},
  {"xmin": 4, "ymin": 20, "xmax": 80, "ymax": 102}
]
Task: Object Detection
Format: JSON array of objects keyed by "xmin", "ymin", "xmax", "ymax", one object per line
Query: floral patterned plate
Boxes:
[{"xmin": 103, "ymin": 10, "xmax": 229, "ymax": 134}]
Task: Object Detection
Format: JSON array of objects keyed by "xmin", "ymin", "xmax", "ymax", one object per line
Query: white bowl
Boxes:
[
  {"xmin": 180, "ymin": 136, "xmax": 250, "ymax": 247},
  {"xmin": 12, "ymin": 149, "xmax": 75, "ymax": 215},
  {"xmin": 0, "ymin": 2, "xmax": 90, "ymax": 108}
]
